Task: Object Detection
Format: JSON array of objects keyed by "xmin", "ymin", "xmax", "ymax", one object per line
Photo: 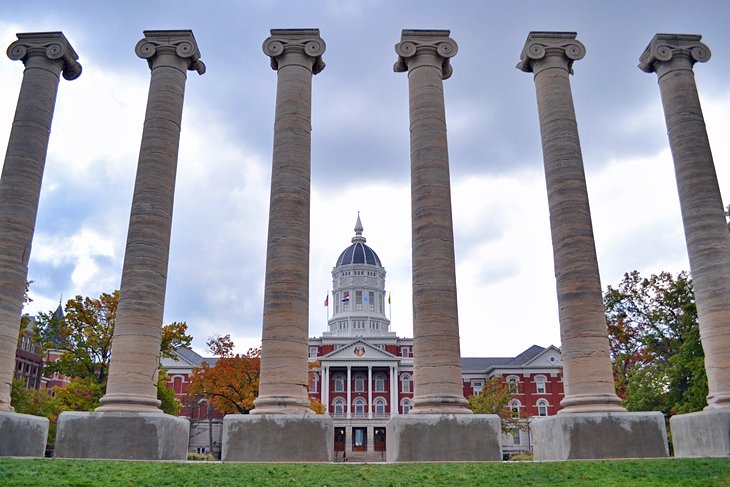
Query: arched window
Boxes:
[
  {"xmin": 172, "ymin": 376, "xmax": 184, "ymax": 394},
  {"xmin": 333, "ymin": 397, "xmax": 346, "ymax": 417},
  {"xmin": 334, "ymin": 373, "xmax": 345, "ymax": 392},
  {"xmin": 354, "ymin": 373, "xmax": 365, "ymax": 392},
  {"xmin": 507, "ymin": 375, "xmax": 519, "ymax": 394},
  {"xmin": 401, "ymin": 398, "xmax": 411, "ymax": 414},
  {"xmin": 509, "ymin": 399, "xmax": 521, "ymax": 418},
  {"xmin": 374, "ymin": 373, "xmax": 385, "ymax": 392},
  {"xmin": 401, "ymin": 374, "xmax": 411, "ymax": 393},
  {"xmin": 535, "ymin": 375, "xmax": 547, "ymax": 394},
  {"xmin": 310, "ymin": 374, "xmax": 319, "ymax": 393},
  {"xmin": 374, "ymin": 397, "xmax": 387, "ymax": 416},
  {"xmin": 537, "ymin": 399, "xmax": 549, "ymax": 417},
  {"xmin": 353, "ymin": 397, "xmax": 366, "ymax": 417}
]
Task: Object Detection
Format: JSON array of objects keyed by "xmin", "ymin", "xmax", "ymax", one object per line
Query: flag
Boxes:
[
  {"xmin": 324, "ymin": 294, "xmax": 328, "ymax": 307},
  {"xmin": 388, "ymin": 293, "xmax": 391, "ymax": 305},
  {"xmin": 342, "ymin": 292, "xmax": 350, "ymax": 302},
  {"xmin": 363, "ymin": 294, "xmax": 369, "ymax": 302}
]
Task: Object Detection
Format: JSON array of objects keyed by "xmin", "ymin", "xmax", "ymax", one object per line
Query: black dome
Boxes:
[{"xmin": 336, "ymin": 242, "xmax": 382, "ymax": 267}]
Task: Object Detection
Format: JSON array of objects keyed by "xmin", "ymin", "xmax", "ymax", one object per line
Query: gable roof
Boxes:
[
  {"xmin": 319, "ymin": 339, "xmax": 399, "ymax": 361},
  {"xmin": 461, "ymin": 345, "xmax": 560, "ymax": 372}
]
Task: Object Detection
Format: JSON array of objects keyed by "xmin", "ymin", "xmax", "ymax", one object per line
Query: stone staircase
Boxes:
[{"xmin": 341, "ymin": 450, "xmax": 387, "ymax": 463}]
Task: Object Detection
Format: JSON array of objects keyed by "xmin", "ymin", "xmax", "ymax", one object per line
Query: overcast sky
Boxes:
[{"xmin": 2, "ymin": 1, "xmax": 729, "ymax": 358}]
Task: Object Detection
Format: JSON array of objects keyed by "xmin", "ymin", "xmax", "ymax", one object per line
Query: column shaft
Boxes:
[
  {"xmin": 640, "ymin": 34, "xmax": 730, "ymax": 408},
  {"xmin": 254, "ymin": 29, "xmax": 325, "ymax": 414},
  {"xmin": 394, "ymin": 29, "xmax": 470, "ymax": 414},
  {"xmin": 368, "ymin": 366, "xmax": 372, "ymax": 418},
  {"xmin": 98, "ymin": 30, "xmax": 204, "ymax": 412},
  {"xmin": 346, "ymin": 365, "xmax": 352, "ymax": 419},
  {"xmin": 0, "ymin": 32, "xmax": 80, "ymax": 412},
  {"xmin": 517, "ymin": 32, "xmax": 623, "ymax": 412}
]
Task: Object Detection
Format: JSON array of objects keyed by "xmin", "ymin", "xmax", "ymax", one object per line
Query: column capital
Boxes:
[
  {"xmin": 135, "ymin": 30, "xmax": 205, "ymax": 74},
  {"xmin": 638, "ymin": 33, "xmax": 710, "ymax": 74},
  {"xmin": 394, "ymin": 29, "xmax": 457, "ymax": 80},
  {"xmin": 7, "ymin": 31, "xmax": 81, "ymax": 80},
  {"xmin": 262, "ymin": 28, "xmax": 326, "ymax": 75},
  {"xmin": 516, "ymin": 31, "xmax": 585, "ymax": 75}
]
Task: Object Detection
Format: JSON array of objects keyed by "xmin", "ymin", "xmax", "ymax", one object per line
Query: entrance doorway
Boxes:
[
  {"xmin": 334, "ymin": 428, "xmax": 345, "ymax": 452},
  {"xmin": 374, "ymin": 428, "xmax": 386, "ymax": 452},
  {"xmin": 352, "ymin": 427, "xmax": 367, "ymax": 452}
]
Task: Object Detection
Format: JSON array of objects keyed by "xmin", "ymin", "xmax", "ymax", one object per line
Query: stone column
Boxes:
[
  {"xmin": 368, "ymin": 366, "xmax": 372, "ymax": 419},
  {"xmin": 390, "ymin": 366, "xmax": 398, "ymax": 416},
  {"xmin": 251, "ymin": 29, "xmax": 325, "ymax": 415},
  {"xmin": 55, "ymin": 31, "xmax": 203, "ymax": 460},
  {"xmin": 386, "ymin": 30, "xmax": 502, "ymax": 463},
  {"xmin": 0, "ymin": 31, "xmax": 80, "ymax": 457},
  {"xmin": 639, "ymin": 34, "xmax": 730, "ymax": 457},
  {"xmin": 346, "ymin": 365, "xmax": 352, "ymax": 419},
  {"xmin": 517, "ymin": 31, "xmax": 667, "ymax": 460},
  {"xmin": 222, "ymin": 29, "xmax": 332, "ymax": 462},
  {"xmin": 517, "ymin": 32, "xmax": 623, "ymax": 415},
  {"xmin": 393, "ymin": 29, "xmax": 469, "ymax": 415}
]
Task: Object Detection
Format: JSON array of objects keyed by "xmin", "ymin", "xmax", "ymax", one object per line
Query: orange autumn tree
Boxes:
[
  {"xmin": 308, "ymin": 360, "xmax": 326, "ymax": 414},
  {"xmin": 188, "ymin": 335, "xmax": 260, "ymax": 414}
]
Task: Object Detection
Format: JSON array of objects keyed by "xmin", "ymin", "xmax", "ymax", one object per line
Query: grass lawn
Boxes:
[{"xmin": 1, "ymin": 458, "xmax": 730, "ymax": 487}]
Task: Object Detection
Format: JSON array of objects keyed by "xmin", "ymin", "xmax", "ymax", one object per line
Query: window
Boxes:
[
  {"xmin": 309, "ymin": 346, "xmax": 318, "ymax": 358},
  {"xmin": 509, "ymin": 399, "xmax": 521, "ymax": 418},
  {"xmin": 378, "ymin": 293, "xmax": 384, "ymax": 313},
  {"xmin": 401, "ymin": 374, "xmax": 411, "ymax": 393},
  {"xmin": 507, "ymin": 376, "xmax": 519, "ymax": 394},
  {"xmin": 513, "ymin": 432, "xmax": 521, "ymax": 446},
  {"xmin": 535, "ymin": 375, "xmax": 546, "ymax": 394},
  {"xmin": 374, "ymin": 374, "xmax": 385, "ymax": 392},
  {"xmin": 471, "ymin": 380, "xmax": 484, "ymax": 395},
  {"xmin": 354, "ymin": 374, "xmax": 365, "ymax": 392},
  {"xmin": 369, "ymin": 291, "xmax": 375, "ymax": 311},
  {"xmin": 374, "ymin": 397, "xmax": 386, "ymax": 416},
  {"xmin": 310, "ymin": 374, "xmax": 319, "ymax": 393},
  {"xmin": 353, "ymin": 397, "xmax": 366, "ymax": 417},
  {"xmin": 356, "ymin": 291, "xmax": 362, "ymax": 310},
  {"xmin": 401, "ymin": 347, "xmax": 409, "ymax": 358},
  {"xmin": 537, "ymin": 399, "xmax": 549, "ymax": 417},
  {"xmin": 334, "ymin": 374, "xmax": 345, "ymax": 392},
  {"xmin": 333, "ymin": 398, "xmax": 346, "ymax": 417},
  {"xmin": 173, "ymin": 376, "xmax": 184, "ymax": 394},
  {"xmin": 401, "ymin": 398, "xmax": 411, "ymax": 414}
]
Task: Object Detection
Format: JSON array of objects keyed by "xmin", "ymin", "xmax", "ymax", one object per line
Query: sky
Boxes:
[{"xmin": 1, "ymin": 1, "xmax": 729, "ymax": 358}]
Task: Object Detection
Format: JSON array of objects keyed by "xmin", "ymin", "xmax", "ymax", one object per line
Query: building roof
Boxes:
[
  {"xmin": 461, "ymin": 345, "xmax": 557, "ymax": 372},
  {"xmin": 335, "ymin": 214, "xmax": 382, "ymax": 267}
]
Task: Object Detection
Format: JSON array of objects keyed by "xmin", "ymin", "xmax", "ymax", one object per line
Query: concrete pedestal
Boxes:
[
  {"xmin": 222, "ymin": 414, "xmax": 333, "ymax": 462},
  {"xmin": 671, "ymin": 409, "xmax": 730, "ymax": 457},
  {"xmin": 386, "ymin": 414, "xmax": 502, "ymax": 462},
  {"xmin": 531, "ymin": 412, "xmax": 668, "ymax": 460},
  {"xmin": 54, "ymin": 411, "xmax": 189, "ymax": 460},
  {"xmin": 0, "ymin": 411, "xmax": 48, "ymax": 457}
]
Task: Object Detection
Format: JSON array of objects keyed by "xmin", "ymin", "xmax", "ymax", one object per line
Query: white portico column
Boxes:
[
  {"xmin": 639, "ymin": 34, "xmax": 730, "ymax": 457},
  {"xmin": 346, "ymin": 365, "xmax": 352, "ymax": 419},
  {"xmin": 322, "ymin": 365, "xmax": 330, "ymax": 415},
  {"xmin": 368, "ymin": 366, "xmax": 373, "ymax": 419},
  {"xmin": 0, "ymin": 31, "xmax": 80, "ymax": 458},
  {"xmin": 390, "ymin": 366, "xmax": 398, "ymax": 416},
  {"xmin": 516, "ymin": 31, "xmax": 667, "ymax": 461}
]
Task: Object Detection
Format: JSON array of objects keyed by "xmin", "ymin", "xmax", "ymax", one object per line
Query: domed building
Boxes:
[{"xmin": 307, "ymin": 215, "xmax": 565, "ymax": 461}]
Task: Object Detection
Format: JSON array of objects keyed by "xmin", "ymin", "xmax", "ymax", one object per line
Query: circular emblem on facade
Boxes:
[{"xmin": 353, "ymin": 346, "xmax": 365, "ymax": 357}]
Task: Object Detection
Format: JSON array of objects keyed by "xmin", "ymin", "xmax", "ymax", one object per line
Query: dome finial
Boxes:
[{"xmin": 352, "ymin": 212, "xmax": 366, "ymax": 243}]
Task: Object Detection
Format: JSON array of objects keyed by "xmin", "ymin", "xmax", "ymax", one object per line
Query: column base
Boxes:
[
  {"xmin": 222, "ymin": 414, "xmax": 333, "ymax": 462},
  {"xmin": 531, "ymin": 411, "xmax": 668, "ymax": 460},
  {"xmin": 0, "ymin": 411, "xmax": 48, "ymax": 457},
  {"xmin": 671, "ymin": 409, "xmax": 730, "ymax": 457},
  {"xmin": 386, "ymin": 414, "xmax": 502, "ymax": 462},
  {"xmin": 54, "ymin": 411, "xmax": 189, "ymax": 460}
]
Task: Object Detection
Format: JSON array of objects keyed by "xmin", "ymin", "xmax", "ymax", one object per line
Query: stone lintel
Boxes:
[
  {"xmin": 263, "ymin": 28, "xmax": 325, "ymax": 74},
  {"xmin": 638, "ymin": 33, "xmax": 710, "ymax": 74},
  {"xmin": 54, "ymin": 411, "xmax": 189, "ymax": 460},
  {"xmin": 531, "ymin": 412, "xmax": 668, "ymax": 461},
  {"xmin": 222, "ymin": 414, "xmax": 333, "ymax": 462},
  {"xmin": 0, "ymin": 411, "xmax": 48, "ymax": 457},
  {"xmin": 671, "ymin": 409, "xmax": 730, "ymax": 457},
  {"xmin": 516, "ymin": 31, "xmax": 585, "ymax": 74},
  {"xmin": 7, "ymin": 31, "xmax": 82, "ymax": 80},
  {"xmin": 386, "ymin": 414, "xmax": 502, "ymax": 462},
  {"xmin": 136, "ymin": 29, "xmax": 205, "ymax": 74}
]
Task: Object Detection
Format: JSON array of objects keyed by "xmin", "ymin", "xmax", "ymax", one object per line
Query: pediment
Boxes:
[
  {"xmin": 523, "ymin": 345, "xmax": 562, "ymax": 367},
  {"xmin": 320, "ymin": 340, "xmax": 398, "ymax": 361}
]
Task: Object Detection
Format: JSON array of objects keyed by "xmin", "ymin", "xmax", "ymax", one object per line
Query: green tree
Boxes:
[
  {"xmin": 467, "ymin": 376, "xmax": 526, "ymax": 435},
  {"xmin": 605, "ymin": 271, "xmax": 706, "ymax": 416}
]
